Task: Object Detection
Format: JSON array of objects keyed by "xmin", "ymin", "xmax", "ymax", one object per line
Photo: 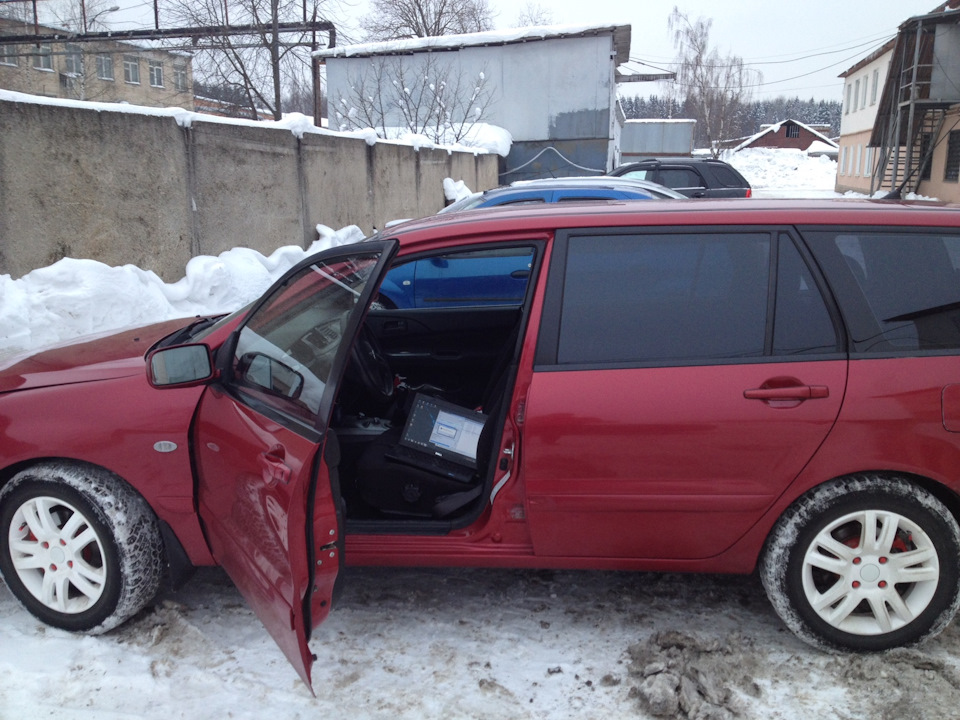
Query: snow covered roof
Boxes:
[
  {"xmin": 625, "ymin": 118, "xmax": 696, "ymax": 125},
  {"xmin": 314, "ymin": 23, "xmax": 632, "ymax": 67},
  {"xmin": 731, "ymin": 119, "xmax": 838, "ymax": 153}
]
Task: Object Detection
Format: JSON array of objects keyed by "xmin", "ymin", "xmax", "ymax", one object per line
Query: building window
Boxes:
[
  {"xmin": 865, "ymin": 147, "xmax": 873, "ymax": 178},
  {"xmin": 920, "ymin": 133, "xmax": 933, "ymax": 181},
  {"xmin": 148, "ymin": 60, "xmax": 163, "ymax": 88},
  {"xmin": 786, "ymin": 124, "xmax": 800, "ymax": 139},
  {"xmin": 854, "ymin": 80, "xmax": 860, "ymax": 111},
  {"xmin": 855, "ymin": 145, "xmax": 862, "ymax": 177},
  {"xmin": 173, "ymin": 64, "xmax": 187, "ymax": 92},
  {"xmin": 845, "ymin": 84, "xmax": 851, "ymax": 114},
  {"xmin": 63, "ymin": 44, "xmax": 82, "ymax": 75},
  {"xmin": 96, "ymin": 54, "xmax": 114, "ymax": 80},
  {"xmin": 871, "ymin": 68, "xmax": 880, "ymax": 105},
  {"xmin": 123, "ymin": 55, "xmax": 140, "ymax": 84},
  {"xmin": 32, "ymin": 46, "xmax": 53, "ymax": 71},
  {"xmin": 0, "ymin": 43, "xmax": 18, "ymax": 67},
  {"xmin": 840, "ymin": 146, "xmax": 847, "ymax": 176},
  {"xmin": 861, "ymin": 76, "xmax": 868, "ymax": 108},
  {"xmin": 945, "ymin": 132, "xmax": 960, "ymax": 182}
]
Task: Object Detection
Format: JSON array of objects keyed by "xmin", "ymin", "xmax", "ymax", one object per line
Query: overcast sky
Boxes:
[
  {"xmin": 98, "ymin": 0, "xmax": 943, "ymax": 103},
  {"xmin": 489, "ymin": 0, "xmax": 941, "ymax": 102},
  {"xmin": 325, "ymin": 0, "xmax": 940, "ymax": 103}
]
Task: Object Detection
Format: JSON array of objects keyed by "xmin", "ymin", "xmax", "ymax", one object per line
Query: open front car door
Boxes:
[{"xmin": 193, "ymin": 241, "xmax": 397, "ymax": 688}]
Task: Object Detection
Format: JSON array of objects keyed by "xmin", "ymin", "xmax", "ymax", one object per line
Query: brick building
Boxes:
[{"xmin": 0, "ymin": 17, "xmax": 193, "ymax": 110}]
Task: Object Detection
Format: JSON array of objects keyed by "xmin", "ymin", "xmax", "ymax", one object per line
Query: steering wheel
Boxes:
[{"xmin": 349, "ymin": 325, "xmax": 395, "ymax": 401}]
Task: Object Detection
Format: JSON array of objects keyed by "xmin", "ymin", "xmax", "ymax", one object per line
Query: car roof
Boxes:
[
  {"xmin": 437, "ymin": 180, "xmax": 657, "ymax": 213},
  {"xmin": 381, "ymin": 198, "xmax": 960, "ymax": 250},
  {"xmin": 485, "ymin": 180, "xmax": 654, "ymax": 198},
  {"xmin": 623, "ymin": 157, "xmax": 735, "ymax": 165}
]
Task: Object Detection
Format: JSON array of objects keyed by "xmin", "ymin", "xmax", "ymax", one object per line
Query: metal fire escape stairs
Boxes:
[{"xmin": 871, "ymin": 9, "xmax": 960, "ymax": 196}]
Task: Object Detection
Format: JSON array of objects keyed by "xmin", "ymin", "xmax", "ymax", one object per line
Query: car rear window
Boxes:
[
  {"xmin": 710, "ymin": 165, "xmax": 747, "ymax": 188},
  {"xmin": 555, "ymin": 232, "xmax": 770, "ymax": 364},
  {"xmin": 658, "ymin": 168, "xmax": 706, "ymax": 189},
  {"xmin": 803, "ymin": 229, "xmax": 960, "ymax": 353}
]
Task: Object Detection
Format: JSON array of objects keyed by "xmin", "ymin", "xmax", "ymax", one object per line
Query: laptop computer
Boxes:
[{"xmin": 385, "ymin": 393, "xmax": 488, "ymax": 483}]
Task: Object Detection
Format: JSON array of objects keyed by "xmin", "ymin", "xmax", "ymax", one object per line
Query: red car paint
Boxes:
[{"xmin": 4, "ymin": 199, "xmax": 960, "ymax": 686}]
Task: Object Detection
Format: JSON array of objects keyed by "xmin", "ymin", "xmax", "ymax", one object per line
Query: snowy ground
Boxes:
[{"xmin": 3, "ymin": 149, "xmax": 956, "ymax": 720}]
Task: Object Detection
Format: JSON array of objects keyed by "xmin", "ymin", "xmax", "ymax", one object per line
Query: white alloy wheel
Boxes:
[
  {"xmin": 8, "ymin": 494, "xmax": 108, "ymax": 614},
  {"xmin": 761, "ymin": 474, "xmax": 960, "ymax": 651},
  {"xmin": 800, "ymin": 509, "xmax": 939, "ymax": 636},
  {"xmin": 0, "ymin": 463, "xmax": 163, "ymax": 633}
]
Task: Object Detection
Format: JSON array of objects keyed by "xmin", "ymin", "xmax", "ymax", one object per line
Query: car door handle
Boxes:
[
  {"xmin": 744, "ymin": 385, "xmax": 829, "ymax": 400},
  {"xmin": 380, "ymin": 319, "xmax": 407, "ymax": 334},
  {"xmin": 259, "ymin": 445, "xmax": 292, "ymax": 485}
]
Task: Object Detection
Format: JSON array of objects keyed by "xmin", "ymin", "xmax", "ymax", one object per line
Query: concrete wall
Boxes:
[{"xmin": 0, "ymin": 96, "xmax": 498, "ymax": 281}]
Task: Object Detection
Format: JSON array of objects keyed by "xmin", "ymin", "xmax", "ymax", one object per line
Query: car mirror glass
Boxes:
[
  {"xmin": 238, "ymin": 352, "xmax": 304, "ymax": 400},
  {"xmin": 149, "ymin": 345, "xmax": 214, "ymax": 386}
]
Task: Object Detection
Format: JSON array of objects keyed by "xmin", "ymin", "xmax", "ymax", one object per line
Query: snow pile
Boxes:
[
  {"xmin": 0, "ymin": 90, "xmax": 508, "ymax": 155},
  {"xmin": 338, "ymin": 123, "xmax": 513, "ymax": 157},
  {"xmin": 724, "ymin": 147, "xmax": 840, "ymax": 198},
  {"xmin": 443, "ymin": 177, "xmax": 475, "ymax": 202},
  {"xmin": 0, "ymin": 225, "xmax": 365, "ymax": 357}
]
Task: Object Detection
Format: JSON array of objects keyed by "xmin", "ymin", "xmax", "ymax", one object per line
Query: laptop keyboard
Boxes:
[{"xmin": 385, "ymin": 445, "xmax": 476, "ymax": 483}]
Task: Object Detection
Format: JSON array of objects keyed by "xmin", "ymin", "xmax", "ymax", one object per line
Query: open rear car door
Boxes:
[{"xmin": 192, "ymin": 240, "xmax": 397, "ymax": 688}]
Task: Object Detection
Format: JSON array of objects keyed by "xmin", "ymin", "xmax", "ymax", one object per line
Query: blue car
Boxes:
[{"xmin": 380, "ymin": 178, "xmax": 682, "ymax": 308}]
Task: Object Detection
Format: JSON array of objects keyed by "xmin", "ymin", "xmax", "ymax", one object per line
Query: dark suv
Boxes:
[{"xmin": 609, "ymin": 157, "xmax": 752, "ymax": 198}]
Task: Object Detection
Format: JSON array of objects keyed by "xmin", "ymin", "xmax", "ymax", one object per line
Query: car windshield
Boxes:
[{"xmin": 438, "ymin": 192, "xmax": 485, "ymax": 214}]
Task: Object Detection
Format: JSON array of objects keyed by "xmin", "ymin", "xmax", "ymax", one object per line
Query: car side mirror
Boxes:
[
  {"xmin": 147, "ymin": 344, "xmax": 216, "ymax": 387},
  {"xmin": 237, "ymin": 352, "xmax": 304, "ymax": 400}
]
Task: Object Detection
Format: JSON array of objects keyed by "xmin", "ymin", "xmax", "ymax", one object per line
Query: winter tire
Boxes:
[
  {"xmin": 761, "ymin": 475, "xmax": 960, "ymax": 651},
  {"xmin": 0, "ymin": 463, "xmax": 163, "ymax": 633}
]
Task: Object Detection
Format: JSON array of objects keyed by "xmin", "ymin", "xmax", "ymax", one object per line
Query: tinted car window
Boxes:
[
  {"xmin": 774, "ymin": 236, "xmax": 840, "ymax": 355},
  {"xmin": 804, "ymin": 230, "xmax": 960, "ymax": 352},
  {"xmin": 618, "ymin": 168, "xmax": 655, "ymax": 182},
  {"xmin": 556, "ymin": 232, "xmax": 770, "ymax": 364},
  {"xmin": 658, "ymin": 168, "xmax": 706, "ymax": 189},
  {"xmin": 711, "ymin": 165, "xmax": 747, "ymax": 188}
]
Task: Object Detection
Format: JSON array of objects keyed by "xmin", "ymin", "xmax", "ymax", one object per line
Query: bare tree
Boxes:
[
  {"xmin": 163, "ymin": 0, "xmax": 343, "ymax": 120},
  {"xmin": 360, "ymin": 0, "xmax": 495, "ymax": 41},
  {"xmin": 516, "ymin": 2, "xmax": 553, "ymax": 27},
  {"xmin": 668, "ymin": 7, "xmax": 760, "ymax": 156},
  {"xmin": 333, "ymin": 54, "xmax": 494, "ymax": 145}
]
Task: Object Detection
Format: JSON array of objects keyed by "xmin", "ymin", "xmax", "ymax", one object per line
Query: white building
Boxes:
[
  {"xmin": 835, "ymin": 41, "xmax": 893, "ymax": 194},
  {"xmin": 316, "ymin": 25, "xmax": 634, "ymax": 182}
]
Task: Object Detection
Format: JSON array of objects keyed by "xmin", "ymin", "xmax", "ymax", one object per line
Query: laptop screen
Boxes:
[{"xmin": 399, "ymin": 393, "xmax": 488, "ymax": 468}]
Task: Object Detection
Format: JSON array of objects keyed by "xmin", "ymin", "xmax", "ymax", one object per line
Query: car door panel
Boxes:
[
  {"xmin": 194, "ymin": 393, "xmax": 326, "ymax": 686},
  {"xmin": 524, "ymin": 229, "xmax": 847, "ymax": 560},
  {"xmin": 194, "ymin": 242, "xmax": 396, "ymax": 689},
  {"xmin": 523, "ymin": 361, "xmax": 847, "ymax": 559}
]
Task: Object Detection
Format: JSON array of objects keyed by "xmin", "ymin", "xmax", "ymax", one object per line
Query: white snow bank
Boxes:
[
  {"xmin": 314, "ymin": 23, "xmax": 627, "ymax": 58},
  {"xmin": 0, "ymin": 90, "xmax": 507, "ymax": 154},
  {"xmin": 725, "ymin": 147, "xmax": 841, "ymax": 198},
  {"xmin": 0, "ymin": 225, "xmax": 365, "ymax": 357},
  {"xmin": 338, "ymin": 123, "xmax": 513, "ymax": 157}
]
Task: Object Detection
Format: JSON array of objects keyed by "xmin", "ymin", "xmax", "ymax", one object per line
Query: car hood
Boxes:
[{"xmin": 0, "ymin": 318, "xmax": 194, "ymax": 394}]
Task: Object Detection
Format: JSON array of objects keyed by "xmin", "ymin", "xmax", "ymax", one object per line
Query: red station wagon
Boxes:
[{"xmin": 3, "ymin": 199, "xmax": 960, "ymax": 687}]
